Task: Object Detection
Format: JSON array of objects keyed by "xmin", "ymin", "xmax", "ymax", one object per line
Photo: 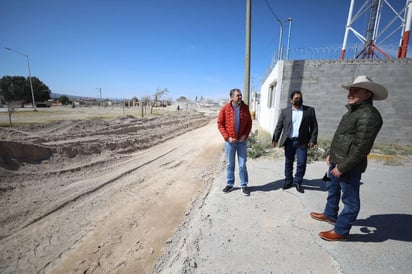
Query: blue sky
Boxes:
[{"xmin": 1, "ymin": 0, "xmax": 408, "ymax": 101}]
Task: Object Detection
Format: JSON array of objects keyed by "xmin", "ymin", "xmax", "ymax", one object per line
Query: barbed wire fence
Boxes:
[
  {"xmin": 270, "ymin": 45, "xmax": 405, "ymax": 65},
  {"xmin": 263, "ymin": 45, "xmax": 408, "ymax": 81},
  {"xmin": 289, "ymin": 47, "xmax": 354, "ymax": 60}
]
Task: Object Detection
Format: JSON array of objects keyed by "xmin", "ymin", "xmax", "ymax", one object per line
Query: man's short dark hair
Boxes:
[
  {"xmin": 290, "ymin": 90, "xmax": 302, "ymax": 99},
  {"xmin": 230, "ymin": 88, "xmax": 241, "ymax": 97}
]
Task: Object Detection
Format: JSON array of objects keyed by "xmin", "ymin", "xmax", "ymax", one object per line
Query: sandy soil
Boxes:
[{"xmin": 0, "ymin": 107, "xmax": 224, "ymax": 273}]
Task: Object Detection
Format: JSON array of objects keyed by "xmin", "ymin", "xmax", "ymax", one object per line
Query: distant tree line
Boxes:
[{"xmin": 0, "ymin": 75, "xmax": 51, "ymax": 105}]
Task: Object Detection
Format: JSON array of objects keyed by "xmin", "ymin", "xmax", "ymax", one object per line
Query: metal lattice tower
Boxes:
[{"xmin": 340, "ymin": 0, "xmax": 412, "ymax": 59}]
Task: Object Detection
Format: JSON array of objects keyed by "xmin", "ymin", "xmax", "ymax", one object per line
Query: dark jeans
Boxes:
[
  {"xmin": 324, "ymin": 164, "xmax": 361, "ymax": 236},
  {"xmin": 284, "ymin": 138, "xmax": 307, "ymax": 185}
]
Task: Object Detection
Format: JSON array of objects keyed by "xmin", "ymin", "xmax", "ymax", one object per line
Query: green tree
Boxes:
[
  {"xmin": 0, "ymin": 75, "xmax": 51, "ymax": 104},
  {"xmin": 0, "ymin": 76, "xmax": 25, "ymax": 127},
  {"xmin": 58, "ymin": 95, "xmax": 70, "ymax": 105},
  {"xmin": 0, "ymin": 76, "xmax": 25, "ymax": 102},
  {"xmin": 30, "ymin": 76, "xmax": 51, "ymax": 102},
  {"xmin": 176, "ymin": 96, "xmax": 189, "ymax": 102}
]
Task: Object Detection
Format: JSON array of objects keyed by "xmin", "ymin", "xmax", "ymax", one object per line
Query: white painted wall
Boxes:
[{"xmin": 256, "ymin": 61, "xmax": 284, "ymax": 136}]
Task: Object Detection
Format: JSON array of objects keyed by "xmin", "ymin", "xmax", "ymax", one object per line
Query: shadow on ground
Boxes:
[
  {"xmin": 350, "ymin": 214, "xmax": 412, "ymax": 242},
  {"xmin": 249, "ymin": 177, "xmax": 328, "ymax": 193},
  {"xmin": 249, "ymin": 180, "xmax": 283, "ymax": 192}
]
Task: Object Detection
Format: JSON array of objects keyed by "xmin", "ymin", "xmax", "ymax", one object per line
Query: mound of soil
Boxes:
[{"xmin": 0, "ymin": 113, "xmax": 210, "ymax": 169}]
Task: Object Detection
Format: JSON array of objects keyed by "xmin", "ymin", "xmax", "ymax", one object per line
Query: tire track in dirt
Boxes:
[
  {"xmin": 18, "ymin": 147, "xmax": 178, "ymax": 233},
  {"xmin": 0, "ymin": 113, "xmax": 211, "ymax": 237},
  {"xmin": 0, "ymin": 112, "xmax": 224, "ymax": 274}
]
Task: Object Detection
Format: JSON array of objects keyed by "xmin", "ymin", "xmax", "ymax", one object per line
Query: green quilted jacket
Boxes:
[{"xmin": 329, "ymin": 101, "xmax": 383, "ymax": 174}]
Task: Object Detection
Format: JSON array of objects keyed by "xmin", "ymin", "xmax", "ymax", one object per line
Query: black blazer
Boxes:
[{"xmin": 272, "ymin": 105, "xmax": 318, "ymax": 147}]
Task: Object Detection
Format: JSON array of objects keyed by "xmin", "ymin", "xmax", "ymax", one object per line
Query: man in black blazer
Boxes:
[{"xmin": 272, "ymin": 91, "xmax": 318, "ymax": 193}]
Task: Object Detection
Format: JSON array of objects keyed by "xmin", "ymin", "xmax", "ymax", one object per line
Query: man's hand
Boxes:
[
  {"xmin": 228, "ymin": 137, "xmax": 238, "ymax": 143},
  {"xmin": 326, "ymin": 155, "xmax": 342, "ymax": 178},
  {"xmin": 331, "ymin": 166, "xmax": 343, "ymax": 178},
  {"xmin": 272, "ymin": 141, "xmax": 277, "ymax": 147},
  {"xmin": 308, "ymin": 142, "xmax": 315, "ymax": 149}
]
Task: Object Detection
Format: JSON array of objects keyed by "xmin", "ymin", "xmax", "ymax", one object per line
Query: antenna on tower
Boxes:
[{"xmin": 340, "ymin": 0, "xmax": 412, "ymax": 60}]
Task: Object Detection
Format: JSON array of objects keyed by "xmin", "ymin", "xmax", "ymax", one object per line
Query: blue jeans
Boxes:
[
  {"xmin": 284, "ymin": 139, "xmax": 307, "ymax": 185},
  {"xmin": 225, "ymin": 140, "xmax": 248, "ymax": 187},
  {"xmin": 324, "ymin": 164, "xmax": 361, "ymax": 236}
]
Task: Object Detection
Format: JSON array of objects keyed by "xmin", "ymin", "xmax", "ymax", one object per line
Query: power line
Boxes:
[
  {"xmin": 264, "ymin": 0, "xmax": 282, "ymax": 24},
  {"xmin": 264, "ymin": 0, "xmax": 284, "ymax": 60}
]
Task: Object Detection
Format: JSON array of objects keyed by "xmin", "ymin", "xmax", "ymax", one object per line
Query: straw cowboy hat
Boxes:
[{"xmin": 341, "ymin": 75, "xmax": 388, "ymax": 100}]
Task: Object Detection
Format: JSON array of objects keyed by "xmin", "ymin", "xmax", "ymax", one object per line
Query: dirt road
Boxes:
[{"xmin": 0, "ymin": 110, "xmax": 224, "ymax": 273}]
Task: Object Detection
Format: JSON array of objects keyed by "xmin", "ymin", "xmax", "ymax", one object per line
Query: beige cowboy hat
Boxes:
[{"xmin": 341, "ymin": 75, "xmax": 388, "ymax": 100}]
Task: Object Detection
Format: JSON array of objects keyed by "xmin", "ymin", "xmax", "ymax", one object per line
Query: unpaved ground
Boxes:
[{"xmin": 0, "ymin": 107, "xmax": 224, "ymax": 273}]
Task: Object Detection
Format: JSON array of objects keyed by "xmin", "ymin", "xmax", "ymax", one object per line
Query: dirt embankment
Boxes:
[
  {"xmin": 0, "ymin": 112, "xmax": 211, "ymax": 169},
  {"xmin": 0, "ymin": 111, "xmax": 225, "ymax": 273}
]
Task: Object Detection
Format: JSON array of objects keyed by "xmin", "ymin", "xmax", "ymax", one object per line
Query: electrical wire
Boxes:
[{"xmin": 264, "ymin": 0, "xmax": 283, "ymax": 24}]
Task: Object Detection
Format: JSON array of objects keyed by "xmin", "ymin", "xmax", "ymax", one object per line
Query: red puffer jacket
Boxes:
[{"xmin": 217, "ymin": 101, "xmax": 252, "ymax": 141}]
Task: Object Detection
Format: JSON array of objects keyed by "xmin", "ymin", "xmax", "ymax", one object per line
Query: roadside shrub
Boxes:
[
  {"xmin": 247, "ymin": 129, "xmax": 272, "ymax": 159},
  {"xmin": 307, "ymin": 139, "xmax": 331, "ymax": 163}
]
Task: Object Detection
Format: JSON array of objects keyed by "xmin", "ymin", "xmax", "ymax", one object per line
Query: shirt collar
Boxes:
[{"xmin": 231, "ymin": 101, "xmax": 242, "ymax": 108}]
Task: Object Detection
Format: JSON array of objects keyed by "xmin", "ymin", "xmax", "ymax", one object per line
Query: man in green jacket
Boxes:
[{"xmin": 310, "ymin": 75, "xmax": 388, "ymax": 241}]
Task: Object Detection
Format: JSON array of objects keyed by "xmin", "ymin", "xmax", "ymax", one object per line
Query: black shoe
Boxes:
[
  {"xmin": 222, "ymin": 185, "xmax": 234, "ymax": 193},
  {"xmin": 282, "ymin": 183, "xmax": 293, "ymax": 190},
  {"xmin": 241, "ymin": 187, "xmax": 250, "ymax": 196},
  {"xmin": 295, "ymin": 184, "xmax": 304, "ymax": 193}
]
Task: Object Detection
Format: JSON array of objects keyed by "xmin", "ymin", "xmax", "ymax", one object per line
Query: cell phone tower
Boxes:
[{"xmin": 340, "ymin": 0, "xmax": 412, "ymax": 60}]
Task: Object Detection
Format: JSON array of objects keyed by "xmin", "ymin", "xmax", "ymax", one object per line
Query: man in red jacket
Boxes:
[{"xmin": 217, "ymin": 88, "xmax": 253, "ymax": 196}]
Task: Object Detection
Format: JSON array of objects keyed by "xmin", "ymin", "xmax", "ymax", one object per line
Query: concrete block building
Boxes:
[{"xmin": 256, "ymin": 58, "xmax": 412, "ymax": 144}]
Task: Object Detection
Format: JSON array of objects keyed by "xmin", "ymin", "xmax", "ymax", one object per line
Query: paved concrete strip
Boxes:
[{"xmin": 155, "ymin": 158, "xmax": 412, "ymax": 274}]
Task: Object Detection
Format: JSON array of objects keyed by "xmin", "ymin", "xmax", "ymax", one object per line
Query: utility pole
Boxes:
[
  {"xmin": 286, "ymin": 17, "xmax": 293, "ymax": 60},
  {"xmin": 97, "ymin": 87, "xmax": 102, "ymax": 108},
  {"xmin": 277, "ymin": 18, "xmax": 283, "ymax": 60},
  {"xmin": 243, "ymin": 0, "xmax": 251, "ymax": 105},
  {"xmin": 4, "ymin": 47, "xmax": 37, "ymax": 111}
]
